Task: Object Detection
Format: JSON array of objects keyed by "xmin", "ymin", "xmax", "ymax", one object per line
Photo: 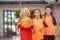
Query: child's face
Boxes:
[
  {"xmin": 22, "ymin": 12, "xmax": 28, "ymax": 17},
  {"xmin": 34, "ymin": 10, "xmax": 40, "ymax": 18},
  {"xmin": 45, "ymin": 8, "xmax": 52, "ymax": 15}
]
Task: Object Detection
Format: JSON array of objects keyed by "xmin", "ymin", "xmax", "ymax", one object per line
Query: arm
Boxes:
[
  {"xmin": 15, "ymin": 19, "xmax": 21, "ymax": 30},
  {"xmin": 53, "ymin": 17, "xmax": 57, "ymax": 38},
  {"xmin": 43, "ymin": 21, "xmax": 48, "ymax": 27},
  {"xmin": 53, "ymin": 17, "xmax": 57, "ymax": 25},
  {"xmin": 15, "ymin": 23, "xmax": 20, "ymax": 30}
]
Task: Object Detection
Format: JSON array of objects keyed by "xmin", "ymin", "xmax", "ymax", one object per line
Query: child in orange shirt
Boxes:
[
  {"xmin": 43, "ymin": 6, "xmax": 57, "ymax": 40},
  {"xmin": 32, "ymin": 9, "xmax": 44, "ymax": 40}
]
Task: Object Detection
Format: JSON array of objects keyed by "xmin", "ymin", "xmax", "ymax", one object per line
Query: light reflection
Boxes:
[
  {"xmin": 8, "ymin": 19, "xmax": 11, "ymax": 22},
  {"xmin": 4, "ymin": 17, "xmax": 7, "ymax": 22},
  {"xmin": 4, "ymin": 25, "xmax": 7, "ymax": 29}
]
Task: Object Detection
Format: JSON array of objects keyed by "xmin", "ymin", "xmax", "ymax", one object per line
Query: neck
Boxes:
[
  {"xmin": 35, "ymin": 17, "xmax": 40, "ymax": 20},
  {"xmin": 46, "ymin": 14, "xmax": 51, "ymax": 17}
]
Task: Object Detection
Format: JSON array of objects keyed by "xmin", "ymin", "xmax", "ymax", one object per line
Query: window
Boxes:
[
  {"xmin": 3, "ymin": 10, "xmax": 33, "ymax": 37},
  {"xmin": 3, "ymin": 11, "xmax": 20, "ymax": 37}
]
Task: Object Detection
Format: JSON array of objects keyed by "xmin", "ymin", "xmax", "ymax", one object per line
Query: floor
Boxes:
[{"xmin": 0, "ymin": 36, "xmax": 60, "ymax": 40}]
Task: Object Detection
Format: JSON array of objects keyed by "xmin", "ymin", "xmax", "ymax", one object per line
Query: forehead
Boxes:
[
  {"xmin": 35, "ymin": 10, "xmax": 40, "ymax": 12},
  {"xmin": 46, "ymin": 8, "xmax": 51, "ymax": 10}
]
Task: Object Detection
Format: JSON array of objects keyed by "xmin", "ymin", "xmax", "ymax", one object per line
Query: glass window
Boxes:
[
  {"xmin": 4, "ymin": 17, "xmax": 7, "ymax": 22},
  {"xmin": 4, "ymin": 25, "xmax": 7, "ymax": 29},
  {"xmin": 3, "ymin": 10, "xmax": 20, "ymax": 37}
]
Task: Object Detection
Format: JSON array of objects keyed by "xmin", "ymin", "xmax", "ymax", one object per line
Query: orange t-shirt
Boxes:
[
  {"xmin": 43, "ymin": 16, "xmax": 56, "ymax": 35},
  {"xmin": 32, "ymin": 18, "xmax": 44, "ymax": 40}
]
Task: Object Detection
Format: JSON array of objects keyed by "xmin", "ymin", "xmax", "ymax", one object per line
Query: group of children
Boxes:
[{"xmin": 16, "ymin": 6, "xmax": 57, "ymax": 40}]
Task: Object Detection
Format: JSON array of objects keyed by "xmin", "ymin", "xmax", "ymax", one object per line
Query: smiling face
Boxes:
[
  {"xmin": 45, "ymin": 7, "xmax": 52, "ymax": 16},
  {"xmin": 22, "ymin": 11, "xmax": 28, "ymax": 18},
  {"xmin": 20, "ymin": 8, "xmax": 30, "ymax": 18}
]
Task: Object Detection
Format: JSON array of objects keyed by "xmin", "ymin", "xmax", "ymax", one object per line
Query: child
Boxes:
[
  {"xmin": 16, "ymin": 8, "xmax": 32, "ymax": 40},
  {"xmin": 43, "ymin": 6, "xmax": 57, "ymax": 40},
  {"xmin": 32, "ymin": 9, "xmax": 44, "ymax": 40}
]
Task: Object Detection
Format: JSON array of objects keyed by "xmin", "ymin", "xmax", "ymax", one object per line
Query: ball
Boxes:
[{"xmin": 21, "ymin": 17, "xmax": 32, "ymax": 28}]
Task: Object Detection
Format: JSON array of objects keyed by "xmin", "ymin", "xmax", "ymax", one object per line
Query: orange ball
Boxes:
[{"xmin": 21, "ymin": 17, "xmax": 32, "ymax": 28}]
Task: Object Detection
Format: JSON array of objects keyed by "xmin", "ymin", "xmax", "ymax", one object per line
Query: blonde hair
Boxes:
[{"xmin": 20, "ymin": 7, "xmax": 30, "ymax": 18}]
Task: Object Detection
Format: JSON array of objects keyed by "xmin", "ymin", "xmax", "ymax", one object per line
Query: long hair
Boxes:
[
  {"xmin": 33, "ymin": 9, "xmax": 42, "ymax": 18},
  {"xmin": 44, "ymin": 6, "xmax": 54, "ymax": 19}
]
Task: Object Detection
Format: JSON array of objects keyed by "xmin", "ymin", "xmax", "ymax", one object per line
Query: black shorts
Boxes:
[{"xmin": 44, "ymin": 35, "xmax": 55, "ymax": 40}]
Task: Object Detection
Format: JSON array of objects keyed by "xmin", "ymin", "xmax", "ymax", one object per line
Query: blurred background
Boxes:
[{"xmin": 0, "ymin": 0, "xmax": 60, "ymax": 40}]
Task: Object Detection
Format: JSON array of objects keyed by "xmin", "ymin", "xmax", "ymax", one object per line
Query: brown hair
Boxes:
[
  {"xmin": 44, "ymin": 6, "xmax": 54, "ymax": 18},
  {"xmin": 33, "ymin": 9, "xmax": 42, "ymax": 18},
  {"xmin": 44, "ymin": 6, "xmax": 55, "ymax": 23}
]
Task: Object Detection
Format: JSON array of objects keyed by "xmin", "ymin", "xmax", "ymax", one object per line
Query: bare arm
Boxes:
[
  {"xmin": 16, "ymin": 24, "xmax": 19, "ymax": 30},
  {"xmin": 15, "ymin": 19, "xmax": 21, "ymax": 30}
]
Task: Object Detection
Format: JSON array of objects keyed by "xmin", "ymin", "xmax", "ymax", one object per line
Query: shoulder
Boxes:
[
  {"xmin": 52, "ymin": 17, "xmax": 56, "ymax": 21},
  {"xmin": 42, "ymin": 15, "xmax": 45, "ymax": 20},
  {"xmin": 53, "ymin": 17, "xmax": 55, "ymax": 19},
  {"xmin": 17, "ymin": 18, "xmax": 21, "ymax": 22},
  {"xmin": 40, "ymin": 18, "xmax": 44, "ymax": 22}
]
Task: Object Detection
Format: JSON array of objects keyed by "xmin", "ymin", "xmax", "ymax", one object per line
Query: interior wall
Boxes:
[{"xmin": 0, "ymin": 4, "xmax": 60, "ymax": 37}]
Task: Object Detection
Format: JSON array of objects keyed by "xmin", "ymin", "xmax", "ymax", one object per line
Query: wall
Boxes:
[{"xmin": 0, "ymin": 4, "xmax": 60, "ymax": 37}]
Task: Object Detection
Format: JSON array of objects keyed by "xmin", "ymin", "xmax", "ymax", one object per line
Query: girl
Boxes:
[
  {"xmin": 16, "ymin": 8, "xmax": 32, "ymax": 40},
  {"xmin": 32, "ymin": 9, "xmax": 44, "ymax": 40},
  {"xmin": 43, "ymin": 6, "xmax": 57, "ymax": 40}
]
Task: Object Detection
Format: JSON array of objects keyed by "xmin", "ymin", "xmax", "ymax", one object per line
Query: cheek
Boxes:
[
  {"xmin": 38, "ymin": 13, "xmax": 40, "ymax": 15},
  {"xmin": 48, "ymin": 11, "xmax": 51, "ymax": 13},
  {"xmin": 36, "ymin": 13, "xmax": 40, "ymax": 15},
  {"xmin": 34, "ymin": 13, "xmax": 38, "ymax": 16},
  {"xmin": 46, "ymin": 10, "xmax": 48, "ymax": 12},
  {"xmin": 49, "ymin": 11, "xmax": 51, "ymax": 13},
  {"xmin": 34, "ymin": 13, "xmax": 36, "ymax": 16}
]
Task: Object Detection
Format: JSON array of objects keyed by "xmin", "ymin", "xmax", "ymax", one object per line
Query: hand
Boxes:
[{"xmin": 15, "ymin": 22, "xmax": 20, "ymax": 30}]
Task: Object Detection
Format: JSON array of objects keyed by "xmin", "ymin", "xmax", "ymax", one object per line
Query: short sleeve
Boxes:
[
  {"xmin": 43, "ymin": 21, "xmax": 48, "ymax": 27},
  {"xmin": 42, "ymin": 16, "xmax": 48, "ymax": 27},
  {"xmin": 53, "ymin": 17, "xmax": 57, "ymax": 25}
]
